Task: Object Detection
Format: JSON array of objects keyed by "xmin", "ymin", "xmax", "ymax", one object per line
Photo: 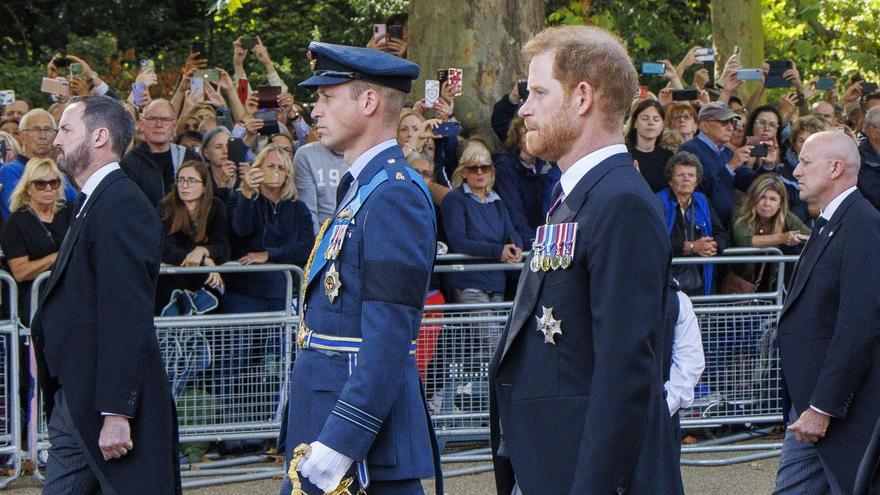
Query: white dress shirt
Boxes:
[
  {"xmin": 558, "ymin": 144, "xmax": 629, "ymax": 196},
  {"xmin": 818, "ymin": 185, "xmax": 857, "ymax": 224},
  {"xmin": 665, "ymin": 291, "xmax": 706, "ymax": 416}
]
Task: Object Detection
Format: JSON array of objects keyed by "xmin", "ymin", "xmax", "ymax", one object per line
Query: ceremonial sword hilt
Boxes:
[{"xmin": 288, "ymin": 443, "xmax": 359, "ymax": 495}]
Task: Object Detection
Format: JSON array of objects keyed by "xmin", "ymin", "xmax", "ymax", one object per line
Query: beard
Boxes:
[
  {"xmin": 56, "ymin": 140, "xmax": 91, "ymax": 179},
  {"xmin": 524, "ymin": 108, "xmax": 580, "ymax": 163}
]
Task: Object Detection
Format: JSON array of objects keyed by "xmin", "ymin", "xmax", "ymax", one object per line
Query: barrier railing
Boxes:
[
  {"xmin": 425, "ymin": 249, "xmax": 798, "ymax": 456},
  {"xmin": 26, "ymin": 263, "xmax": 303, "ymax": 486},
  {"xmin": 5, "ymin": 248, "xmax": 800, "ymax": 488},
  {"xmin": 0, "ymin": 272, "xmax": 21, "ymax": 489}
]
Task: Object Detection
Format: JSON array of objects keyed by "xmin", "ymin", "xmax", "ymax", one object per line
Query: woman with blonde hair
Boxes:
[
  {"xmin": 1, "ymin": 158, "xmax": 72, "ymax": 321},
  {"xmin": 726, "ymin": 174, "xmax": 811, "ymax": 293},
  {"xmin": 225, "ymin": 143, "xmax": 315, "ymax": 313},
  {"xmin": 441, "ymin": 138, "xmax": 522, "ymax": 303}
]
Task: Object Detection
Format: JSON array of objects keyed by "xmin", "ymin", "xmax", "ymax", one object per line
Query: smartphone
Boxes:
[
  {"xmin": 432, "ymin": 121, "xmax": 461, "ymax": 138},
  {"xmin": 194, "ymin": 69, "xmax": 219, "ymax": 84},
  {"xmin": 447, "ymin": 68, "xmax": 463, "ymax": 97},
  {"xmin": 695, "ymin": 48, "xmax": 715, "ymax": 63},
  {"xmin": 437, "ymin": 69, "xmax": 449, "ymax": 86},
  {"xmin": 240, "ymin": 37, "xmax": 257, "ymax": 50},
  {"xmin": 191, "ymin": 41, "xmax": 206, "ymax": 57},
  {"xmin": 190, "ymin": 76, "xmax": 204, "ymax": 99},
  {"xmin": 862, "ymin": 82, "xmax": 878, "ymax": 95},
  {"xmin": 372, "ymin": 24, "xmax": 387, "ymax": 40},
  {"xmin": 637, "ymin": 85, "xmax": 648, "ymax": 99},
  {"xmin": 815, "ymin": 77, "xmax": 835, "ymax": 91},
  {"xmin": 747, "ymin": 136, "xmax": 768, "ymax": 157},
  {"xmin": 227, "ymin": 137, "xmax": 247, "ymax": 164},
  {"xmin": 388, "ymin": 25, "xmax": 404, "ymax": 40},
  {"xmin": 518, "ymin": 80, "xmax": 530, "ymax": 101},
  {"xmin": 140, "ymin": 59, "xmax": 155, "ymax": 73},
  {"xmin": 256, "ymin": 85, "xmax": 282, "ymax": 109},
  {"xmin": 0, "ymin": 90, "xmax": 14, "ymax": 106},
  {"xmin": 237, "ymin": 78, "xmax": 249, "ymax": 105},
  {"xmin": 0, "ymin": 140, "xmax": 7, "ymax": 161},
  {"xmin": 424, "ymin": 80, "xmax": 440, "ymax": 108},
  {"xmin": 641, "ymin": 62, "xmax": 665, "ymax": 75},
  {"xmin": 255, "ymin": 109, "xmax": 279, "ymax": 136},
  {"xmin": 131, "ymin": 82, "xmax": 146, "ymax": 107},
  {"xmin": 262, "ymin": 167, "xmax": 280, "ymax": 183},
  {"xmin": 69, "ymin": 63, "xmax": 84, "ymax": 77},
  {"xmin": 736, "ymin": 68, "xmax": 763, "ymax": 81},
  {"xmin": 216, "ymin": 107, "xmax": 234, "ymax": 131},
  {"xmin": 41, "ymin": 77, "xmax": 69, "ymax": 97},
  {"xmin": 765, "ymin": 60, "xmax": 793, "ymax": 88},
  {"xmin": 672, "ymin": 89, "xmax": 699, "ymax": 101}
]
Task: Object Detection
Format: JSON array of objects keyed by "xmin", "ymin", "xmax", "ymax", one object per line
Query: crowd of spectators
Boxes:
[{"xmin": 1, "ymin": 26, "xmax": 880, "ymax": 312}]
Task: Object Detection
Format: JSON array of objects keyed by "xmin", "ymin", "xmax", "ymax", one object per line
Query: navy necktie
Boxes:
[
  {"xmin": 73, "ymin": 192, "xmax": 88, "ymax": 216},
  {"xmin": 336, "ymin": 171, "xmax": 353, "ymax": 208}
]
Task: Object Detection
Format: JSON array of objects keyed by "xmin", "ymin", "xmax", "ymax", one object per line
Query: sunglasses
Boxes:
[
  {"xmin": 32, "ymin": 179, "xmax": 61, "ymax": 191},
  {"xmin": 465, "ymin": 164, "xmax": 492, "ymax": 174}
]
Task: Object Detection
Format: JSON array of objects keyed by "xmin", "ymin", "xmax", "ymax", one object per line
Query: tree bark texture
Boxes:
[
  {"xmin": 408, "ymin": 0, "xmax": 545, "ymax": 141},
  {"xmin": 711, "ymin": 0, "xmax": 764, "ymax": 95}
]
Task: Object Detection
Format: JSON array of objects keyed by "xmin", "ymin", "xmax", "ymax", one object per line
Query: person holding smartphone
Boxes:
[
  {"xmin": 200, "ymin": 126, "xmax": 240, "ymax": 202},
  {"xmin": 225, "ymin": 143, "xmax": 314, "ymax": 313}
]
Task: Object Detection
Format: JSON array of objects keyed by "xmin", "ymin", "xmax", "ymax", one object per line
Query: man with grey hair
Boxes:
[
  {"xmin": 774, "ymin": 130, "xmax": 880, "ymax": 494},
  {"xmin": 121, "ymin": 99, "xmax": 199, "ymax": 206},
  {"xmin": 857, "ymin": 106, "xmax": 880, "ymax": 209},
  {"xmin": 0, "ymin": 108, "xmax": 77, "ymax": 219}
]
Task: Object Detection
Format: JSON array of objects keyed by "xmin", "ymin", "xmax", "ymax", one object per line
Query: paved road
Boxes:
[{"xmin": 3, "ymin": 442, "xmax": 780, "ymax": 494}]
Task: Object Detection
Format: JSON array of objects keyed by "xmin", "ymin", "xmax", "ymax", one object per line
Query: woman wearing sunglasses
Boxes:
[{"xmin": 1, "ymin": 157, "xmax": 71, "ymax": 323}]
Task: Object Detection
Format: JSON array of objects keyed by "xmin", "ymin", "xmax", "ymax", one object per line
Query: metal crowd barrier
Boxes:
[
  {"xmin": 425, "ymin": 248, "xmax": 798, "ymax": 467},
  {"xmin": 0, "ymin": 272, "xmax": 21, "ymax": 489},
  {"xmin": 5, "ymin": 248, "xmax": 801, "ymax": 489},
  {"xmin": 25, "ymin": 263, "xmax": 303, "ymax": 487}
]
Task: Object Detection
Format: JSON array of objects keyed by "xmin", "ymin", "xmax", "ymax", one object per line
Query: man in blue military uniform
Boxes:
[{"xmin": 279, "ymin": 42, "xmax": 441, "ymax": 495}]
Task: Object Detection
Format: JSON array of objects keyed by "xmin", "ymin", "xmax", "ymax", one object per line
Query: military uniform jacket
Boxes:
[
  {"xmin": 285, "ymin": 145, "xmax": 437, "ymax": 481},
  {"xmin": 489, "ymin": 153, "xmax": 676, "ymax": 494},
  {"xmin": 31, "ymin": 168, "xmax": 181, "ymax": 495},
  {"xmin": 778, "ymin": 189, "xmax": 880, "ymax": 493}
]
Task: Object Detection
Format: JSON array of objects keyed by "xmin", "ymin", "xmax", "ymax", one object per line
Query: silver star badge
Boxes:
[
  {"xmin": 324, "ymin": 263, "xmax": 342, "ymax": 303},
  {"xmin": 536, "ymin": 306, "xmax": 562, "ymax": 345}
]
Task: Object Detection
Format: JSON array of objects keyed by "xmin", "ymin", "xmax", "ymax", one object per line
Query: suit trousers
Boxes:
[
  {"xmin": 773, "ymin": 407, "xmax": 844, "ymax": 495},
  {"xmin": 43, "ymin": 390, "xmax": 115, "ymax": 495}
]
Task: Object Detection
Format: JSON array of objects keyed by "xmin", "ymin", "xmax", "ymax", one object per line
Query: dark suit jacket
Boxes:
[
  {"xmin": 489, "ymin": 152, "xmax": 676, "ymax": 494},
  {"xmin": 31, "ymin": 168, "xmax": 181, "ymax": 494},
  {"xmin": 778, "ymin": 189, "xmax": 880, "ymax": 493}
]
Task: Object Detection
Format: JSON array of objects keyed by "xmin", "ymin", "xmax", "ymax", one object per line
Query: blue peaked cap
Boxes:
[{"xmin": 299, "ymin": 41, "xmax": 420, "ymax": 93}]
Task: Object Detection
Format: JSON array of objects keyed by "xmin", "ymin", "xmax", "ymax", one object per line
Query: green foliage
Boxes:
[
  {"xmin": 545, "ymin": 1, "xmax": 713, "ymax": 93},
  {"xmin": 762, "ymin": 0, "xmax": 880, "ymax": 84}
]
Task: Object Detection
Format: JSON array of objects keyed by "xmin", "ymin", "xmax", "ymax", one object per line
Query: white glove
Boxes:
[{"xmin": 298, "ymin": 441, "xmax": 354, "ymax": 492}]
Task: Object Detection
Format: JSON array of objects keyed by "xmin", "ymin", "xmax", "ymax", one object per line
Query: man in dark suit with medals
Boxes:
[
  {"xmin": 772, "ymin": 131, "xmax": 880, "ymax": 494},
  {"xmin": 32, "ymin": 95, "xmax": 180, "ymax": 494},
  {"xmin": 489, "ymin": 26, "xmax": 679, "ymax": 494},
  {"xmin": 278, "ymin": 42, "xmax": 441, "ymax": 495}
]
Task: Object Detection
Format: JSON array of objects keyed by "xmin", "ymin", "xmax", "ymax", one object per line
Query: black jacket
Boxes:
[
  {"xmin": 489, "ymin": 152, "xmax": 678, "ymax": 494},
  {"xmin": 779, "ymin": 189, "xmax": 880, "ymax": 493},
  {"xmin": 121, "ymin": 142, "xmax": 199, "ymax": 207},
  {"xmin": 31, "ymin": 168, "xmax": 181, "ymax": 494}
]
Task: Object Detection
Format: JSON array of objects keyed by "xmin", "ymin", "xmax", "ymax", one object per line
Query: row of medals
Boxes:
[{"xmin": 530, "ymin": 248, "xmax": 572, "ymax": 272}]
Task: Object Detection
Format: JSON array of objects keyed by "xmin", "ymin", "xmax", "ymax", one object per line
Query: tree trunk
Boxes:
[
  {"xmin": 408, "ymin": 0, "xmax": 544, "ymax": 142},
  {"xmin": 711, "ymin": 0, "xmax": 764, "ymax": 96}
]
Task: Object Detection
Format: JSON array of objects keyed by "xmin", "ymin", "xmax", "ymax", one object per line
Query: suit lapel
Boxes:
[
  {"xmin": 498, "ymin": 154, "xmax": 631, "ymax": 363},
  {"xmin": 781, "ymin": 191, "xmax": 860, "ymax": 316},
  {"xmin": 41, "ymin": 170, "xmax": 123, "ymax": 301}
]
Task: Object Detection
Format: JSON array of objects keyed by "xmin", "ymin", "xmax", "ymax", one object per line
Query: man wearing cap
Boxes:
[
  {"xmin": 681, "ymin": 102, "xmax": 756, "ymax": 226},
  {"xmin": 279, "ymin": 42, "xmax": 440, "ymax": 495}
]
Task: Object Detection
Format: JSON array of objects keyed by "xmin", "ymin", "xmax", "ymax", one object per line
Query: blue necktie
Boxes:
[{"xmin": 73, "ymin": 192, "xmax": 87, "ymax": 216}]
